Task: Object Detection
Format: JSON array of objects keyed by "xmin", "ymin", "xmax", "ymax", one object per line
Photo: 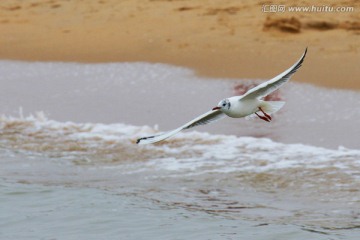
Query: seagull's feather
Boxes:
[
  {"xmin": 183, "ymin": 109, "xmax": 225, "ymax": 130},
  {"xmin": 240, "ymin": 48, "xmax": 307, "ymax": 101},
  {"xmin": 136, "ymin": 110, "xmax": 225, "ymax": 145}
]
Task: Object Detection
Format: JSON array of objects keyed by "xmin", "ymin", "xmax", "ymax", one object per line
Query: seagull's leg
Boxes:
[
  {"xmin": 259, "ymin": 107, "xmax": 272, "ymax": 120},
  {"xmin": 255, "ymin": 112, "xmax": 271, "ymax": 122}
]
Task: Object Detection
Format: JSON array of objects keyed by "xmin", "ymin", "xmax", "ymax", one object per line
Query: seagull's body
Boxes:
[
  {"xmin": 222, "ymin": 98, "xmax": 262, "ymax": 118},
  {"xmin": 137, "ymin": 48, "xmax": 307, "ymax": 145}
]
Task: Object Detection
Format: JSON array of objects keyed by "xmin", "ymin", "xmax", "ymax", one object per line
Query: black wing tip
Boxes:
[
  {"xmin": 136, "ymin": 135, "xmax": 155, "ymax": 144},
  {"xmin": 303, "ymin": 47, "xmax": 308, "ymax": 59},
  {"xmin": 298, "ymin": 47, "xmax": 308, "ymax": 64},
  {"xmin": 291, "ymin": 47, "xmax": 308, "ymax": 73}
]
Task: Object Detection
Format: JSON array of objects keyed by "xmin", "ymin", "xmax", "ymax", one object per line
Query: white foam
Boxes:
[{"xmin": 1, "ymin": 113, "xmax": 359, "ymax": 177}]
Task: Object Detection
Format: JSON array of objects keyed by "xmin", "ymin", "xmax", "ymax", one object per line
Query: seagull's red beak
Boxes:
[{"xmin": 212, "ymin": 106, "xmax": 221, "ymax": 111}]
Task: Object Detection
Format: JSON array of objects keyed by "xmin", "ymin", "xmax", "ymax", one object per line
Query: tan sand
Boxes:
[{"xmin": 0, "ymin": 0, "xmax": 359, "ymax": 89}]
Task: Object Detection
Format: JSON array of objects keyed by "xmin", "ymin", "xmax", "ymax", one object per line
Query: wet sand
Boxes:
[{"xmin": 0, "ymin": 0, "xmax": 359, "ymax": 89}]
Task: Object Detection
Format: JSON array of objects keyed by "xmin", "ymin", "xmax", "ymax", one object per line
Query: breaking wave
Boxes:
[{"xmin": 1, "ymin": 112, "xmax": 359, "ymax": 187}]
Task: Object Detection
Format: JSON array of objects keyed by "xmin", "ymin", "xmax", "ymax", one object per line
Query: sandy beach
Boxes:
[{"xmin": 0, "ymin": 0, "xmax": 359, "ymax": 89}]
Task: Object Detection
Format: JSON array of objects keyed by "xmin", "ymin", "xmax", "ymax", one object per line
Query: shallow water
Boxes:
[
  {"xmin": 0, "ymin": 61, "xmax": 360, "ymax": 239},
  {"xmin": 1, "ymin": 61, "xmax": 359, "ymax": 149},
  {"xmin": 4, "ymin": 182, "xmax": 353, "ymax": 240}
]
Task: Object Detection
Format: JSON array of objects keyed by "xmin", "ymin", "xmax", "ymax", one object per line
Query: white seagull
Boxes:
[{"xmin": 137, "ymin": 48, "xmax": 307, "ymax": 145}]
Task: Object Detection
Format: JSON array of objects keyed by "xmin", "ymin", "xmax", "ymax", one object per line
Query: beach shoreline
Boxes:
[{"xmin": 0, "ymin": 0, "xmax": 359, "ymax": 89}]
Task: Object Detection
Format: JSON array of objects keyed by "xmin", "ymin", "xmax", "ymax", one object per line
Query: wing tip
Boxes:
[
  {"xmin": 298, "ymin": 47, "xmax": 308, "ymax": 64},
  {"xmin": 136, "ymin": 135, "xmax": 155, "ymax": 145},
  {"xmin": 290, "ymin": 47, "xmax": 308, "ymax": 73},
  {"xmin": 302, "ymin": 47, "xmax": 308, "ymax": 60}
]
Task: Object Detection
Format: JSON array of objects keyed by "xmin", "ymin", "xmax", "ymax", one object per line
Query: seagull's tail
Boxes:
[{"xmin": 261, "ymin": 101, "xmax": 285, "ymax": 115}]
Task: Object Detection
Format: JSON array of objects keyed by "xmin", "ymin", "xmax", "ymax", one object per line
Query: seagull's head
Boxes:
[{"xmin": 212, "ymin": 98, "xmax": 231, "ymax": 111}]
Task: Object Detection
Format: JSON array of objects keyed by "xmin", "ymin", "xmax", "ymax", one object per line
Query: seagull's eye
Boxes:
[{"xmin": 222, "ymin": 103, "xmax": 226, "ymax": 106}]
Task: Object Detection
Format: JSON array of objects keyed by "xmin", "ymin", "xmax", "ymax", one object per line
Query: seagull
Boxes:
[{"xmin": 137, "ymin": 48, "xmax": 307, "ymax": 145}]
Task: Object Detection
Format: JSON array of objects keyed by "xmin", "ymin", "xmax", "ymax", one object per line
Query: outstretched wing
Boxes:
[
  {"xmin": 240, "ymin": 48, "xmax": 307, "ymax": 101},
  {"xmin": 136, "ymin": 109, "xmax": 225, "ymax": 145}
]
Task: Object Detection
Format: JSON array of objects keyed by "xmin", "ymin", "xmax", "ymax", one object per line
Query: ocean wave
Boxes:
[
  {"xmin": 1, "ymin": 112, "xmax": 359, "ymax": 171},
  {"xmin": 1, "ymin": 114, "xmax": 360, "ymax": 229}
]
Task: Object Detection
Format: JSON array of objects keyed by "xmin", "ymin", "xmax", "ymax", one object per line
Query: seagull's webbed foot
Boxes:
[
  {"xmin": 255, "ymin": 112, "xmax": 271, "ymax": 122},
  {"xmin": 259, "ymin": 107, "xmax": 272, "ymax": 120}
]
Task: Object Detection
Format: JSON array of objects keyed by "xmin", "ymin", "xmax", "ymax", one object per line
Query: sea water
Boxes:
[{"xmin": 0, "ymin": 61, "xmax": 359, "ymax": 239}]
